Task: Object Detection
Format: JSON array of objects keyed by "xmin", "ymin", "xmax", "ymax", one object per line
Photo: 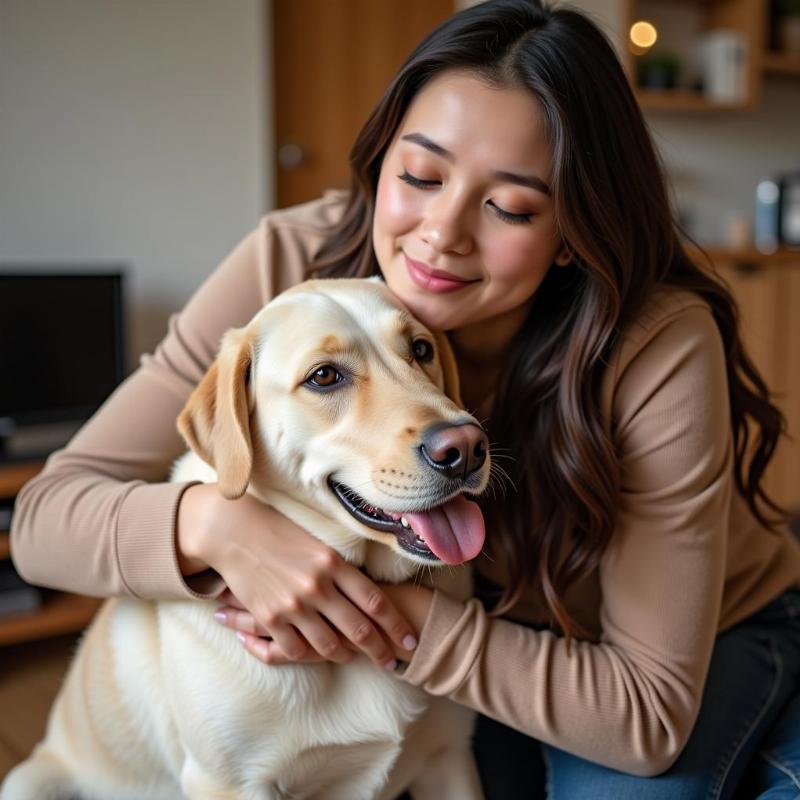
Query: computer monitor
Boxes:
[{"xmin": 0, "ymin": 270, "xmax": 126, "ymax": 457}]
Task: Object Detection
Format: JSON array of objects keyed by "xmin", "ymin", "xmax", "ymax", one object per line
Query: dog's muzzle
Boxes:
[{"xmin": 328, "ymin": 422, "xmax": 489, "ymax": 565}]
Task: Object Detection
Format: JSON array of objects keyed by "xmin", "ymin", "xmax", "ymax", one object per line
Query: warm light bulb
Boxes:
[{"xmin": 630, "ymin": 20, "xmax": 658, "ymax": 50}]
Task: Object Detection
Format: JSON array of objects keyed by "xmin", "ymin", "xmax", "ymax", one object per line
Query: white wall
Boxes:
[{"xmin": 0, "ymin": 0, "xmax": 272, "ymax": 361}]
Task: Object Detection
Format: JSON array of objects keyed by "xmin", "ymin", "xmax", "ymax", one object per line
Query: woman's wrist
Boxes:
[
  {"xmin": 176, "ymin": 483, "xmax": 217, "ymax": 576},
  {"xmin": 379, "ymin": 583, "xmax": 434, "ymax": 660}
]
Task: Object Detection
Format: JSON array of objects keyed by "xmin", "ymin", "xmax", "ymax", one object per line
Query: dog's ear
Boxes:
[
  {"xmin": 177, "ymin": 327, "xmax": 255, "ymax": 499},
  {"xmin": 432, "ymin": 331, "xmax": 464, "ymax": 409}
]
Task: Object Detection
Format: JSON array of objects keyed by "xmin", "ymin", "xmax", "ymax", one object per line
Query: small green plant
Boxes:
[{"xmin": 637, "ymin": 53, "xmax": 681, "ymax": 90}]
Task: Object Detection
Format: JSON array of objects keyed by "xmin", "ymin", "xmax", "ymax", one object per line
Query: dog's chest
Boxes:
[{"xmin": 154, "ymin": 601, "xmax": 427, "ymax": 754}]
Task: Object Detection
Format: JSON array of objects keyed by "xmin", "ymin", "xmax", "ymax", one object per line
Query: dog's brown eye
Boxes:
[
  {"xmin": 306, "ymin": 365, "xmax": 342, "ymax": 388},
  {"xmin": 411, "ymin": 338, "xmax": 434, "ymax": 364}
]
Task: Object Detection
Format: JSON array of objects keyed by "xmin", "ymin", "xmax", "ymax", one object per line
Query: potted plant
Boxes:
[{"xmin": 637, "ymin": 52, "xmax": 681, "ymax": 90}]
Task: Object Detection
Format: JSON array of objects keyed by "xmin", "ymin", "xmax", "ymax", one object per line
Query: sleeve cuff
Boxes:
[
  {"xmin": 400, "ymin": 589, "xmax": 478, "ymax": 688},
  {"xmin": 116, "ymin": 480, "xmax": 225, "ymax": 600}
]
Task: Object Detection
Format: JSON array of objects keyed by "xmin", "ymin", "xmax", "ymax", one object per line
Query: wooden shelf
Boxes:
[
  {"xmin": 762, "ymin": 50, "xmax": 800, "ymax": 77},
  {"xmin": 0, "ymin": 461, "xmax": 42, "ymax": 499},
  {"xmin": 0, "ymin": 460, "xmax": 42, "ymax": 561},
  {"xmin": 0, "ymin": 458, "xmax": 101, "ymax": 649},
  {"xmin": 636, "ymin": 88, "xmax": 750, "ymax": 112},
  {"xmin": 690, "ymin": 246, "xmax": 800, "ymax": 264},
  {"xmin": 625, "ymin": 0, "xmax": 769, "ymax": 113},
  {"xmin": 0, "ymin": 592, "xmax": 101, "ymax": 647}
]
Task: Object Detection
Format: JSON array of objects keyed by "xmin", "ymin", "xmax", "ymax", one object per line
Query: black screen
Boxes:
[{"xmin": 0, "ymin": 273, "xmax": 125, "ymax": 425}]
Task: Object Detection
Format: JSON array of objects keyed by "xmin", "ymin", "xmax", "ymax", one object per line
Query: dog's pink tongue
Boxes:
[{"xmin": 404, "ymin": 495, "xmax": 485, "ymax": 565}]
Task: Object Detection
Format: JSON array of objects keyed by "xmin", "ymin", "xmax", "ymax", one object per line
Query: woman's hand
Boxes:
[
  {"xmin": 217, "ymin": 582, "xmax": 434, "ymax": 666},
  {"xmin": 176, "ymin": 483, "xmax": 419, "ymax": 668}
]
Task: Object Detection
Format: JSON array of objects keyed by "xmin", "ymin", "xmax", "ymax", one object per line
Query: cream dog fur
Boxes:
[{"xmin": 2, "ymin": 278, "xmax": 490, "ymax": 800}]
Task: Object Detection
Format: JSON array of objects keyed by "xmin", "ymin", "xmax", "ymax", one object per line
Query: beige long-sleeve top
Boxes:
[{"xmin": 12, "ymin": 192, "xmax": 800, "ymax": 775}]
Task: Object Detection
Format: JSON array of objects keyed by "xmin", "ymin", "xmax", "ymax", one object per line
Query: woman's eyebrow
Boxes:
[{"xmin": 400, "ymin": 131, "xmax": 551, "ymax": 196}]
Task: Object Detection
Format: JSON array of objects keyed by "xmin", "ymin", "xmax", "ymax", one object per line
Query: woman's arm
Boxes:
[{"xmin": 394, "ymin": 302, "xmax": 733, "ymax": 777}]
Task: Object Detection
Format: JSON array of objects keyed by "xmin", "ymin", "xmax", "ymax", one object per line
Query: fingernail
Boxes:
[
  {"xmin": 214, "ymin": 611, "xmax": 227, "ymax": 623},
  {"xmin": 383, "ymin": 659, "xmax": 398, "ymax": 671},
  {"xmin": 402, "ymin": 634, "xmax": 417, "ymax": 650},
  {"xmin": 236, "ymin": 631, "xmax": 247, "ymax": 644}
]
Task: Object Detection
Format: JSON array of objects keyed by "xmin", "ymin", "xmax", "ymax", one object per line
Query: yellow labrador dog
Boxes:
[{"xmin": 2, "ymin": 278, "xmax": 490, "ymax": 800}]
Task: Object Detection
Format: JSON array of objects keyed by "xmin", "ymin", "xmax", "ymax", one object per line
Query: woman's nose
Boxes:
[{"xmin": 419, "ymin": 194, "xmax": 474, "ymax": 255}]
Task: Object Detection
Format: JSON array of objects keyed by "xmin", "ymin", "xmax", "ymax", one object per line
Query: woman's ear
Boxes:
[
  {"xmin": 555, "ymin": 245, "xmax": 573, "ymax": 267},
  {"xmin": 177, "ymin": 326, "xmax": 255, "ymax": 499},
  {"xmin": 432, "ymin": 330, "xmax": 464, "ymax": 409}
]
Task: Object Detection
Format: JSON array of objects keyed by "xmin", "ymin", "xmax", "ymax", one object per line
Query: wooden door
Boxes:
[{"xmin": 272, "ymin": 0, "xmax": 454, "ymax": 209}]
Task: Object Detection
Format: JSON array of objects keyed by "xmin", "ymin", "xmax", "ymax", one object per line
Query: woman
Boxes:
[{"xmin": 12, "ymin": 1, "xmax": 800, "ymax": 796}]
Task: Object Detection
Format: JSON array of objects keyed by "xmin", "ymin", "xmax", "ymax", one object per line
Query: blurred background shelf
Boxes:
[
  {"xmin": 762, "ymin": 50, "xmax": 800, "ymax": 76},
  {"xmin": 0, "ymin": 593, "xmax": 101, "ymax": 647},
  {"xmin": 636, "ymin": 87, "xmax": 751, "ymax": 111},
  {"xmin": 623, "ymin": 0, "xmax": 800, "ymax": 113},
  {"xmin": 0, "ymin": 460, "xmax": 101, "ymax": 647},
  {"xmin": 0, "ymin": 462, "xmax": 43, "ymax": 498},
  {"xmin": 694, "ymin": 246, "xmax": 800, "ymax": 264}
]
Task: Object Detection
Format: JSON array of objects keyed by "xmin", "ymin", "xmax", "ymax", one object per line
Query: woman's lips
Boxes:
[{"xmin": 404, "ymin": 254, "xmax": 479, "ymax": 294}]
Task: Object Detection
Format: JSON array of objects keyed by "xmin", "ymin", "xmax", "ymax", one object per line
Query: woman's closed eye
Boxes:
[
  {"xmin": 397, "ymin": 168, "xmax": 533, "ymax": 225},
  {"xmin": 486, "ymin": 200, "xmax": 533, "ymax": 225},
  {"xmin": 398, "ymin": 168, "xmax": 439, "ymax": 189}
]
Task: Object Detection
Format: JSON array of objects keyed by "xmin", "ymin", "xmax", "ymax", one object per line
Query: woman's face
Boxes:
[{"xmin": 373, "ymin": 70, "xmax": 568, "ymax": 336}]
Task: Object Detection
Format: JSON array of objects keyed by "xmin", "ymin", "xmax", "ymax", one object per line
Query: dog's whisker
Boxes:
[
  {"xmin": 492, "ymin": 464, "xmax": 514, "ymax": 482},
  {"xmin": 489, "ymin": 463, "xmax": 516, "ymax": 494},
  {"xmin": 486, "ymin": 474, "xmax": 504, "ymax": 499},
  {"xmin": 487, "ymin": 449, "xmax": 515, "ymax": 460},
  {"xmin": 487, "ymin": 474, "xmax": 509, "ymax": 498}
]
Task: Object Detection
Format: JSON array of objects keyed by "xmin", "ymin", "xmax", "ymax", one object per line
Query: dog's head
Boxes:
[{"xmin": 178, "ymin": 278, "xmax": 490, "ymax": 567}]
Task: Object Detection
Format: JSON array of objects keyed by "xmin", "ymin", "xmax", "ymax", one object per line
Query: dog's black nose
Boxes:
[{"xmin": 419, "ymin": 422, "xmax": 488, "ymax": 481}]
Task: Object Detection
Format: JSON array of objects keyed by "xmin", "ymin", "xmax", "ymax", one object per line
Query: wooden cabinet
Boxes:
[
  {"xmin": 0, "ymin": 461, "xmax": 100, "ymax": 647},
  {"xmin": 622, "ymin": 0, "xmax": 799, "ymax": 112},
  {"xmin": 700, "ymin": 249, "xmax": 800, "ymax": 512}
]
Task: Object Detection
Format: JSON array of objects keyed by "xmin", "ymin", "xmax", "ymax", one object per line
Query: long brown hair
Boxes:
[{"xmin": 311, "ymin": 0, "xmax": 787, "ymax": 637}]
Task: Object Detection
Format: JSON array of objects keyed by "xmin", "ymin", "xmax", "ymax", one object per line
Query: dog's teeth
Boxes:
[{"xmin": 400, "ymin": 516, "xmax": 410, "ymax": 528}]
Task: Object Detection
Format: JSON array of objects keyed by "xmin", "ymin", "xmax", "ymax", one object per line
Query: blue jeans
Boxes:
[{"xmin": 473, "ymin": 588, "xmax": 800, "ymax": 799}]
